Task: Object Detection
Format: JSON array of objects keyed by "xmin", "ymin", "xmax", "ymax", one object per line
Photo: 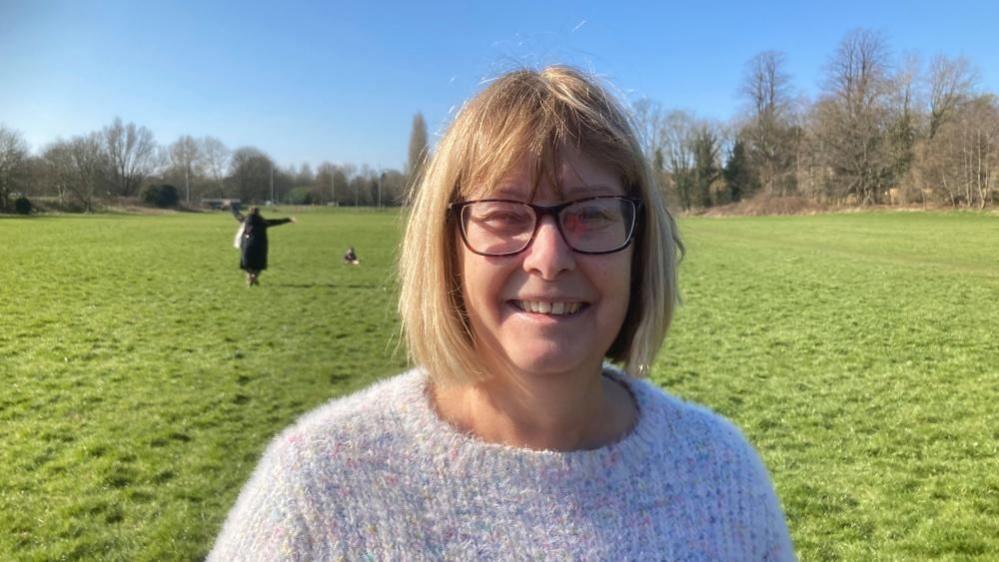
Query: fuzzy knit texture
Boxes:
[{"xmin": 209, "ymin": 369, "xmax": 796, "ymax": 561}]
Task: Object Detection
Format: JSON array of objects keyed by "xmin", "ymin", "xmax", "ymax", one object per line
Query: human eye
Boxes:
[
  {"xmin": 565, "ymin": 200, "xmax": 621, "ymax": 230},
  {"xmin": 469, "ymin": 202, "xmax": 533, "ymax": 232}
]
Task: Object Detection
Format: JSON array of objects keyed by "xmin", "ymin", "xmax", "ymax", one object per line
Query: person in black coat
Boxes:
[{"xmin": 234, "ymin": 206, "xmax": 295, "ymax": 286}]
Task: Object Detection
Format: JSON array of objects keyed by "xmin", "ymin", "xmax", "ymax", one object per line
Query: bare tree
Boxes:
[
  {"xmin": 659, "ymin": 110, "xmax": 699, "ymax": 210},
  {"xmin": 406, "ymin": 113, "xmax": 429, "ymax": 188},
  {"xmin": 913, "ymin": 94, "xmax": 999, "ymax": 208},
  {"xmin": 884, "ymin": 53, "xmax": 922, "ymax": 196},
  {"xmin": 926, "ymin": 55, "xmax": 979, "ymax": 139},
  {"xmin": 199, "ymin": 136, "xmax": 230, "ymax": 198},
  {"xmin": 0, "ymin": 125, "xmax": 29, "ymax": 212},
  {"xmin": 61, "ymin": 133, "xmax": 108, "ymax": 212},
  {"xmin": 103, "ymin": 117, "xmax": 157, "ymax": 197},
  {"xmin": 816, "ymin": 29, "xmax": 894, "ymax": 204},
  {"xmin": 169, "ymin": 135, "xmax": 202, "ymax": 204},
  {"xmin": 41, "ymin": 141, "xmax": 75, "ymax": 205},
  {"xmin": 740, "ymin": 51, "xmax": 799, "ymax": 196},
  {"xmin": 632, "ymin": 98, "xmax": 666, "ymax": 164}
]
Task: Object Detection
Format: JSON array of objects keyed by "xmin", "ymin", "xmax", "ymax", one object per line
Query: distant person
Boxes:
[
  {"xmin": 210, "ymin": 66, "xmax": 795, "ymax": 560},
  {"xmin": 343, "ymin": 246, "xmax": 359, "ymax": 265},
  {"xmin": 233, "ymin": 206, "xmax": 295, "ymax": 287}
]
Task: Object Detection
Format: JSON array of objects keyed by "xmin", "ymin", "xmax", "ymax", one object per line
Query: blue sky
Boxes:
[{"xmin": 2, "ymin": 0, "xmax": 998, "ymax": 171}]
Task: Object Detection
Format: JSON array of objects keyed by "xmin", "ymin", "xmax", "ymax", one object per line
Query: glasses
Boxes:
[{"xmin": 450, "ymin": 196, "xmax": 642, "ymax": 256}]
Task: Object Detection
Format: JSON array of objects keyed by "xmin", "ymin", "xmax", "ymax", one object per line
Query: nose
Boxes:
[{"xmin": 522, "ymin": 215, "xmax": 575, "ymax": 279}]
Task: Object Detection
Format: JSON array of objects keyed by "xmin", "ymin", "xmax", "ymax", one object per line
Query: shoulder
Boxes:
[
  {"xmin": 208, "ymin": 370, "xmax": 426, "ymax": 560},
  {"xmin": 625, "ymin": 373, "xmax": 773, "ymax": 482},
  {"xmin": 272, "ymin": 369, "xmax": 424, "ymax": 458},
  {"xmin": 624, "ymin": 374, "xmax": 796, "ymax": 559},
  {"xmin": 249, "ymin": 370, "xmax": 433, "ymax": 488}
]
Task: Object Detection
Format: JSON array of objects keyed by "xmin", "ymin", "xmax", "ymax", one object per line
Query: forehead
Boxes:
[{"xmin": 469, "ymin": 146, "xmax": 626, "ymax": 201}]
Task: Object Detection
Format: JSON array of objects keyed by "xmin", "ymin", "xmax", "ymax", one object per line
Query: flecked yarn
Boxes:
[{"xmin": 209, "ymin": 369, "xmax": 795, "ymax": 561}]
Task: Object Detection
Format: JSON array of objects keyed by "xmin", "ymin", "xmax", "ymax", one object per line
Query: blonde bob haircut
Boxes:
[{"xmin": 399, "ymin": 65, "xmax": 682, "ymax": 386}]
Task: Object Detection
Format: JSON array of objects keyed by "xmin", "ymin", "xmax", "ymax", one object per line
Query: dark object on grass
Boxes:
[
  {"xmin": 344, "ymin": 246, "xmax": 359, "ymax": 265},
  {"xmin": 142, "ymin": 184, "xmax": 180, "ymax": 208},
  {"xmin": 14, "ymin": 196, "xmax": 32, "ymax": 215}
]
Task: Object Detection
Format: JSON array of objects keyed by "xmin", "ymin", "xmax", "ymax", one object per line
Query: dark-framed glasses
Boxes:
[{"xmin": 450, "ymin": 196, "xmax": 642, "ymax": 256}]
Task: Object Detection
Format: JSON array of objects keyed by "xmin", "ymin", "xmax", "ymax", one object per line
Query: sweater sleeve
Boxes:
[
  {"xmin": 264, "ymin": 218, "xmax": 292, "ymax": 227},
  {"xmin": 207, "ymin": 433, "xmax": 315, "ymax": 561}
]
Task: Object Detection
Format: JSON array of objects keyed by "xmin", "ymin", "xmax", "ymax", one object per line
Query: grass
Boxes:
[
  {"xmin": 657, "ymin": 212, "xmax": 999, "ymax": 561},
  {"xmin": 1, "ymin": 209, "xmax": 997, "ymax": 560}
]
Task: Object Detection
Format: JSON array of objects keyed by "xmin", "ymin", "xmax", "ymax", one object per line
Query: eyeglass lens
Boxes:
[{"xmin": 460, "ymin": 198, "xmax": 636, "ymax": 255}]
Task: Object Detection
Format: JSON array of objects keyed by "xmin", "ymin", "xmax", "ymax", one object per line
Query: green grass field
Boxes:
[{"xmin": 1, "ymin": 209, "xmax": 997, "ymax": 560}]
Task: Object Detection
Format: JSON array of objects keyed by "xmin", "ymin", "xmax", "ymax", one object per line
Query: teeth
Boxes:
[{"xmin": 517, "ymin": 301, "xmax": 581, "ymax": 316}]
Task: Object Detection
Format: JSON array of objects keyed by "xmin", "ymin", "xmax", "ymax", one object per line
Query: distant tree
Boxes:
[
  {"xmin": 380, "ymin": 169, "xmax": 407, "ymax": 205},
  {"xmin": 691, "ymin": 125, "xmax": 721, "ymax": 207},
  {"xmin": 927, "ymin": 55, "xmax": 978, "ymax": 139},
  {"xmin": 66, "ymin": 133, "xmax": 107, "ymax": 212},
  {"xmin": 884, "ymin": 54, "xmax": 921, "ymax": 195},
  {"xmin": 142, "ymin": 184, "xmax": 180, "ymax": 208},
  {"xmin": 660, "ymin": 110, "xmax": 698, "ymax": 210},
  {"xmin": 347, "ymin": 168, "xmax": 374, "ymax": 207},
  {"xmin": 0, "ymin": 125, "xmax": 29, "ymax": 212},
  {"xmin": 41, "ymin": 141, "xmax": 75, "ymax": 206},
  {"xmin": 14, "ymin": 195, "xmax": 32, "ymax": 215},
  {"xmin": 287, "ymin": 186, "xmax": 314, "ymax": 205},
  {"xmin": 632, "ymin": 98, "xmax": 665, "ymax": 162},
  {"xmin": 816, "ymin": 28, "xmax": 894, "ymax": 204},
  {"xmin": 228, "ymin": 146, "xmax": 273, "ymax": 203},
  {"xmin": 332, "ymin": 165, "xmax": 350, "ymax": 206},
  {"xmin": 740, "ymin": 50, "xmax": 798, "ymax": 196},
  {"xmin": 102, "ymin": 117, "xmax": 157, "ymax": 197},
  {"xmin": 169, "ymin": 135, "xmax": 201, "ymax": 204},
  {"xmin": 723, "ymin": 138, "xmax": 755, "ymax": 202},
  {"xmin": 200, "ymin": 136, "xmax": 230, "ymax": 198},
  {"xmin": 406, "ymin": 113, "xmax": 429, "ymax": 188},
  {"xmin": 295, "ymin": 162, "xmax": 315, "ymax": 188},
  {"xmin": 912, "ymin": 94, "xmax": 999, "ymax": 208}
]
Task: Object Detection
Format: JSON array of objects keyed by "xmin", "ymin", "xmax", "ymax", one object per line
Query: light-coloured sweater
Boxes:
[{"xmin": 209, "ymin": 369, "xmax": 795, "ymax": 561}]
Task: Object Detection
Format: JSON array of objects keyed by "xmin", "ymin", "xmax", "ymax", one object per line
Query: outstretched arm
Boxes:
[{"xmin": 264, "ymin": 217, "xmax": 295, "ymax": 227}]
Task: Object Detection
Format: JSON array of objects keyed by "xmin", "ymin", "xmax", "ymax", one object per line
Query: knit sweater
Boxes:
[{"xmin": 209, "ymin": 369, "xmax": 795, "ymax": 561}]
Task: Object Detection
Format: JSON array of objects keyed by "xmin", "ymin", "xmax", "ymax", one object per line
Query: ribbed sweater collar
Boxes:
[{"xmin": 395, "ymin": 367, "xmax": 665, "ymax": 478}]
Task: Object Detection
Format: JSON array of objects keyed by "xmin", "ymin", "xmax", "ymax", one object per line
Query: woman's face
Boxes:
[{"xmin": 458, "ymin": 147, "xmax": 633, "ymax": 380}]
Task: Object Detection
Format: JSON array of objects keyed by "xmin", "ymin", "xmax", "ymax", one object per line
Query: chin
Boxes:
[{"xmin": 505, "ymin": 345, "xmax": 597, "ymax": 378}]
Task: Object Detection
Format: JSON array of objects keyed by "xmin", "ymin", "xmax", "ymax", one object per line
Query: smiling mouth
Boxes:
[{"xmin": 511, "ymin": 300, "xmax": 586, "ymax": 316}]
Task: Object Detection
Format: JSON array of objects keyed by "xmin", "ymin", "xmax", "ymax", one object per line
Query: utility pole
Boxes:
[
  {"xmin": 331, "ymin": 167, "xmax": 336, "ymax": 206},
  {"xmin": 269, "ymin": 162, "xmax": 274, "ymax": 203}
]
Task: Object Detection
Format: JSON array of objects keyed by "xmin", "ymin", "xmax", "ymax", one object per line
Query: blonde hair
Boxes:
[{"xmin": 398, "ymin": 66, "xmax": 682, "ymax": 386}]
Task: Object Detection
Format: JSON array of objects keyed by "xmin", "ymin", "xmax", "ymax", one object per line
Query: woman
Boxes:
[
  {"xmin": 210, "ymin": 66, "xmax": 795, "ymax": 560},
  {"xmin": 234, "ymin": 206, "xmax": 295, "ymax": 286}
]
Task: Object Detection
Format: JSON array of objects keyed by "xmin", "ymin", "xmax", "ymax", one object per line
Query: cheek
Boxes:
[
  {"xmin": 595, "ymin": 251, "xmax": 633, "ymax": 319},
  {"xmin": 459, "ymin": 249, "xmax": 507, "ymax": 324}
]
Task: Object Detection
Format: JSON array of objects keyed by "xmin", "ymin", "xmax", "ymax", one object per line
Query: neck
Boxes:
[{"xmin": 432, "ymin": 364, "xmax": 636, "ymax": 451}]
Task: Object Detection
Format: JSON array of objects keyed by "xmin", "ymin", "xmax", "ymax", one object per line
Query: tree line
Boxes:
[
  {"xmin": 636, "ymin": 28, "xmax": 997, "ymax": 210},
  {"xmin": 0, "ymin": 113, "xmax": 431, "ymax": 213},
  {"xmin": 4, "ymin": 29, "xmax": 997, "ymax": 215}
]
